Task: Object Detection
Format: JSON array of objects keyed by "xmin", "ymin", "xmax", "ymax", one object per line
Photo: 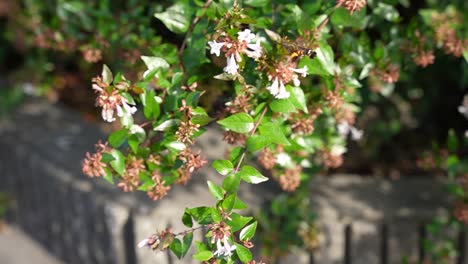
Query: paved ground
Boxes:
[{"xmin": 0, "ymin": 224, "xmax": 62, "ymax": 264}]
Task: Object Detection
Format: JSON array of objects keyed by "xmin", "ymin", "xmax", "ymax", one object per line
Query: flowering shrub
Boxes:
[
  {"xmin": 77, "ymin": 0, "xmax": 468, "ymax": 262},
  {"xmin": 4, "ymin": 0, "xmax": 462, "ymax": 262}
]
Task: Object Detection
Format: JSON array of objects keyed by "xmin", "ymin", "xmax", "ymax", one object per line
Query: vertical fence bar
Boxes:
[
  {"xmin": 418, "ymin": 222, "xmax": 427, "ymax": 262},
  {"xmin": 344, "ymin": 224, "xmax": 352, "ymax": 264},
  {"xmin": 457, "ymin": 228, "xmax": 466, "ymax": 264},
  {"xmin": 380, "ymin": 223, "xmax": 388, "ymax": 264}
]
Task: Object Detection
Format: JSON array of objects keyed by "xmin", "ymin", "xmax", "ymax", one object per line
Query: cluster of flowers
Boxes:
[
  {"xmin": 92, "ymin": 76, "xmax": 137, "ymax": 123},
  {"xmin": 83, "ymin": 70, "xmax": 208, "ymax": 201},
  {"xmin": 208, "ymin": 29, "xmax": 309, "ymax": 100},
  {"xmin": 208, "ymin": 29, "xmax": 262, "ymax": 75}
]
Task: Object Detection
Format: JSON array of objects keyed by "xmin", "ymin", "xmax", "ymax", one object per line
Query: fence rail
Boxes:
[{"xmin": 0, "ymin": 98, "xmax": 464, "ymax": 264}]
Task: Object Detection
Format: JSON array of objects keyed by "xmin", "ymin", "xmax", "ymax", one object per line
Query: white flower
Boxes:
[
  {"xmin": 208, "ymin": 40, "xmax": 225, "ymax": 57},
  {"xmin": 223, "ymin": 54, "xmax": 239, "ymax": 75},
  {"xmin": 337, "ymin": 121, "xmax": 363, "ymax": 141},
  {"xmin": 245, "ymin": 40, "xmax": 262, "ymax": 59},
  {"xmin": 465, "ymin": 130, "xmax": 468, "ymax": 138},
  {"xmin": 459, "ymin": 94, "xmax": 468, "ymax": 119},
  {"xmin": 459, "ymin": 105, "xmax": 467, "ymax": 114},
  {"xmin": 276, "ymin": 80, "xmax": 290, "ymax": 99},
  {"xmin": 291, "ymin": 66, "xmax": 309, "ymax": 77},
  {"xmin": 350, "ymin": 127, "xmax": 364, "ymax": 141},
  {"xmin": 276, "ymin": 152, "xmax": 292, "ymax": 167},
  {"xmin": 331, "ymin": 145, "xmax": 347, "ymax": 156},
  {"xmin": 102, "ymin": 108, "xmax": 115, "ymax": 122},
  {"xmin": 292, "ymin": 76, "xmax": 301, "ymax": 87},
  {"xmin": 238, "ymin": 29, "xmax": 256, "ymax": 43},
  {"xmin": 138, "ymin": 238, "xmax": 149, "ymax": 248},
  {"xmin": 337, "ymin": 122, "xmax": 351, "ymax": 137},
  {"xmin": 267, "ymin": 77, "xmax": 290, "ymax": 99},
  {"xmin": 213, "ymin": 237, "xmax": 236, "ymax": 258},
  {"xmin": 116, "ymin": 100, "xmax": 137, "ymax": 118},
  {"xmin": 267, "ymin": 77, "xmax": 280, "ymax": 95},
  {"xmin": 235, "ymin": 51, "xmax": 242, "ymax": 62}
]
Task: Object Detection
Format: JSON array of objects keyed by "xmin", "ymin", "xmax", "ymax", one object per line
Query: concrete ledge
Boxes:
[{"xmin": 0, "ymin": 98, "xmax": 455, "ymax": 264}]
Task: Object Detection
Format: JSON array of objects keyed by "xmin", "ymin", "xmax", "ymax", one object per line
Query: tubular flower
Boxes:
[
  {"xmin": 213, "ymin": 236, "xmax": 237, "ymax": 258},
  {"xmin": 208, "ymin": 28, "xmax": 263, "ymax": 75},
  {"xmin": 224, "ymin": 54, "xmax": 239, "ymax": 75},
  {"xmin": 266, "ymin": 61, "xmax": 308, "ymax": 99},
  {"xmin": 208, "ymin": 40, "xmax": 225, "ymax": 57},
  {"xmin": 266, "ymin": 77, "xmax": 290, "ymax": 99},
  {"xmin": 93, "ymin": 83, "xmax": 137, "ymax": 123},
  {"xmin": 337, "ymin": 121, "xmax": 363, "ymax": 141},
  {"xmin": 116, "ymin": 99, "xmax": 137, "ymax": 119}
]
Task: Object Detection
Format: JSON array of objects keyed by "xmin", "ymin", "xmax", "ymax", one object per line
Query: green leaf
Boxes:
[
  {"xmin": 102, "ymin": 167, "xmax": 114, "ymax": 184},
  {"xmin": 101, "ymin": 153, "xmax": 115, "ymax": 163},
  {"xmin": 128, "ymin": 135, "xmax": 139, "ymax": 154},
  {"xmin": 240, "ymin": 165, "xmax": 269, "ymax": 184},
  {"xmin": 239, "ymin": 222, "xmax": 257, "ymax": 241},
  {"xmin": 244, "ymin": 0, "xmax": 270, "ymax": 7},
  {"xmin": 226, "ymin": 213, "xmax": 253, "ymax": 232},
  {"xmin": 187, "ymin": 92, "xmax": 203, "ymax": 108},
  {"xmin": 233, "ymin": 196, "xmax": 248, "ymax": 210},
  {"xmin": 447, "ymin": 129, "xmax": 459, "ymax": 152},
  {"xmin": 246, "ymin": 135, "xmax": 271, "ymax": 152},
  {"xmin": 137, "ymin": 180, "xmax": 154, "ymax": 191},
  {"xmin": 222, "ymin": 194, "xmax": 236, "ymax": 212},
  {"xmin": 108, "ymin": 129, "xmax": 128, "ymax": 148},
  {"xmin": 193, "ymin": 250, "xmax": 213, "ymax": 261},
  {"xmin": 222, "ymin": 172, "xmax": 241, "ymax": 193},
  {"xmin": 229, "ymin": 147, "xmax": 244, "ymax": 163},
  {"xmin": 154, "ymin": 119, "xmax": 180, "ymax": 131},
  {"xmin": 170, "ymin": 238, "xmax": 183, "ymax": 259},
  {"xmin": 181, "ymin": 232, "xmax": 193, "ymax": 257},
  {"xmin": 120, "ymin": 112, "xmax": 134, "ymax": 128},
  {"xmin": 191, "ymin": 115, "xmax": 213, "ymax": 126},
  {"xmin": 166, "ymin": 141, "xmax": 186, "ymax": 152},
  {"xmin": 141, "ymin": 89, "xmax": 160, "ymax": 120},
  {"xmin": 289, "ymin": 86, "xmax": 308, "ymax": 113},
  {"xmin": 102, "ymin": 64, "xmax": 113, "ymax": 85},
  {"xmin": 217, "ymin": 113, "xmax": 254, "ymax": 133},
  {"xmin": 331, "ymin": 7, "xmax": 367, "ymax": 28},
  {"xmin": 259, "ymin": 123, "xmax": 290, "ymax": 145},
  {"xmin": 316, "ymin": 42, "xmax": 335, "ymax": 75},
  {"xmin": 154, "ymin": 3, "xmax": 192, "ymax": 34},
  {"xmin": 207, "ymin": 181, "xmax": 224, "ymax": 200},
  {"xmin": 182, "ymin": 20, "xmax": 210, "ymax": 74},
  {"xmin": 373, "ymin": 3, "xmax": 399, "ymax": 22},
  {"xmin": 212, "ymin": 160, "xmax": 234, "ymax": 176},
  {"xmin": 109, "ymin": 149, "xmax": 125, "ymax": 176},
  {"xmin": 129, "ymin": 125, "xmax": 146, "ymax": 143},
  {"xmin": 182, "ymin": 210, "xmax": 193, "ymax": 227},
  {"xmin": 235, "ymin": 244, "xmax": 252, "ymax": 262},
  {"xmin": 299, "ymin": 56, "xmax": 329, "ymax": 77},
  {"xmin": 211, "ymin": 207, "xmax": 222, "ymax": 222},
  {"xmin": 188, "ymin": 207, "xmax": 213, "ymax": 224},
  {"xmin": 141, "ymin": 56, "xmax": 170, "ymax": 78},
  {"xmin": 270, "ymin": 98, "xmax": 297, "ymax": 113}
]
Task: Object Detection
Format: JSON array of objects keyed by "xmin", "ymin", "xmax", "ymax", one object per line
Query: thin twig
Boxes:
[
  {"xmin": 234, "ymin": 105, "xmax": 269, "ymax": 173},
  {"xmin": 174, "ymin": 225, "xmax": 206, "ymax": 237},
  {"xmin": 317, "ymin": 5, "xmax": 339, "ymax": 32}
]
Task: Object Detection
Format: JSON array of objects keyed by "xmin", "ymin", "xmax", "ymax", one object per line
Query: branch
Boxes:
[
  {"xmin": 174, "ymin": 225, "xmax": 206, "ymax": 237},
  {"xmin": 234, "ymin": 105, "xmax": 269, "ymax": 173}
]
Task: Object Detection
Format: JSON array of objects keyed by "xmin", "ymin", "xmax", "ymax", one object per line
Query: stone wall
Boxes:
[{"xmin": 0, "ymin": 98, "xmax": 462, "ymax": 264}]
